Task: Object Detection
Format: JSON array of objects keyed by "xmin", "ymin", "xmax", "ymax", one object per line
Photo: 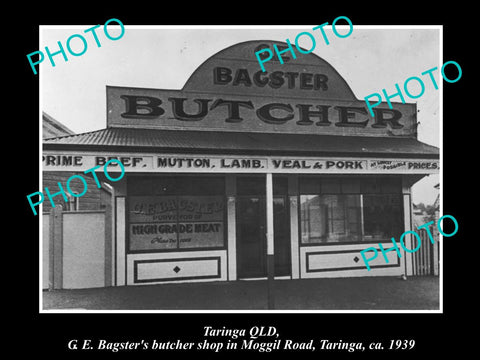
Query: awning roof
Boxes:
[{"xmin": 43, "ymin": 127, "xmax": 439, "ymax": 159}]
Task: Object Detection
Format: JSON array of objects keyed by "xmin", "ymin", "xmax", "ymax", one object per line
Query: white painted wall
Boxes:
[
  {"xmin": 42, "ymin": 214, "xmax": 50, "ymax": 290},
  {"xmin": 127, "ymin": 250, "xmax": 227, "ymax": 285},
  {"xmin": 300, "ymin": 243, "xmax": 404, "ymax": 278},
  {"xmin": 62, "ymin": 212, "xmax": 105, "ymax": 289}
]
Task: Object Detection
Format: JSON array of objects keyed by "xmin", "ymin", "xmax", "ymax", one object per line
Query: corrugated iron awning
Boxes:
[{"xmin": 43, "ymin": 127, "xmax": 439, "ymax": 158}]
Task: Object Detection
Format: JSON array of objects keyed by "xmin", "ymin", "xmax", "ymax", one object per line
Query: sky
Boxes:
[{"xmin": 40, "ymin": 25, "xmax": 441, "ymax": 205}]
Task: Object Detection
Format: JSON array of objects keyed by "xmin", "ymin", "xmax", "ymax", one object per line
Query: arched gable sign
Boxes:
[{"xmin": 107, "ymin": 40, "xmax": 417, "ymax": 137}]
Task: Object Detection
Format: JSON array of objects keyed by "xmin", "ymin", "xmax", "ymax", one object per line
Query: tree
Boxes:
[
  {"xmin": 415, "ymin": 202, "xmax": 426, "ymax": 212},
  {"xmin": 425, "ymin": 205, "xmax": 436, "ymax": 216}
]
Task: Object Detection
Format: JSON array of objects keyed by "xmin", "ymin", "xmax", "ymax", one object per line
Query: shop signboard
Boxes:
[
  {"xmin": 42, "ymin": 152, "xmax": 439, "ymax": 174},
  {"xmin": 128, "ymin": 195, "xmax": 224, "ymax": 251},
  {"xmin": 106, "ymin": 41, "xmax": 417, "ymax": 138}
]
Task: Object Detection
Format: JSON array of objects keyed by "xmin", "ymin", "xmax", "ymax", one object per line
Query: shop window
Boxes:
[
  {"xmin": 363, "ymin": 194, "xmax": 403, "ymax": 241},
  {"xmin": 299, "ymin": 177, "xmax": 403, "ymax": 244},
  {"xmin": 300, "ymin": 194, "xmax": 362, "ymax": 243},
  {"xmin": 127, "ymin": 176, "xmax": 225, "ymax": 252}
]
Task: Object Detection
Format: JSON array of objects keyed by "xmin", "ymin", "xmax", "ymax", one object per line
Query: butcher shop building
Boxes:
[{"xmin": 42, "ymin": 40, "xmax": 439, "ymax": 287}]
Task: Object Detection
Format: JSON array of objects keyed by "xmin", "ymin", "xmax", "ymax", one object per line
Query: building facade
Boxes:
[{"xmin": 42, "ymin": 40, "xmax": 439, "ymax": 287}]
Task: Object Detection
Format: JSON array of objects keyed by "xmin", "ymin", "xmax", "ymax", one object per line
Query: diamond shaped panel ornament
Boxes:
[
  {"xmin": 353, "ymin": 256, "xmax": 359, "ymax": 263},
  {"xmin": 173, "ymin": 266, "xmax": 181, "ymax": 273}
]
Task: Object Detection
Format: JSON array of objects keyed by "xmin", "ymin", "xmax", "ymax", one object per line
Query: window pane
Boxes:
[
  {"xmin": 300, "ymin": 195, "xmax": 327, "ymax": 243},
  {"xmin": 363, "ymin": 194, "xmax": 403, "ymax": 240},
  {"xmin": 323, "ymin": 195, "xmax": 361, "ymax": 242},
  {"xmin": 300, "ymin": 194, "xmax": 362, "ymax": 243},
  {"xmin": 127, "ymin": 176, "xmax": 226, "ymax": 252},
  {"xmin": 178, "ymin": 195, "xmax": 224, "ymax": 249},
  {"xmin": 128, "ymin": 196, "xmax": 178, "ymax": 251},
  {"xmin": 128, "ymin": 195, "xmax": 225, "ymax": 251},
  {"xmin": 299, "ymin": 177, "xmax": 403, "ymax": 244}
]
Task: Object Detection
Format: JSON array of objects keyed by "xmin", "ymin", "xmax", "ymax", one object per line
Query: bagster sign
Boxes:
[{"xmin": 106, "ymin": 40, "xmax": 417, "ymax": 138}]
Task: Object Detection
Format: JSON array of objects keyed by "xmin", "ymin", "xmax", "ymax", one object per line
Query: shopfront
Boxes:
[{"xmin": 42, "ymin": 40, "xmax": 439, "ymax": 286}]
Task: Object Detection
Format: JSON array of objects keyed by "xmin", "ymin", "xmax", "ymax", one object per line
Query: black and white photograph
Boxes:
[
  {"xmin": 38, "ymin": 24, "xmax": 442, "ymax": 312},
  {"xmin": 15, "ymin": 10, "xmax": 471, "ymax": 357}
]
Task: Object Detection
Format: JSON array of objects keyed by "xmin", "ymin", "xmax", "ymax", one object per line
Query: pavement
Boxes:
[{"xmin": 42, "ymin": 275, "xmax": 439, "ymax": 311}]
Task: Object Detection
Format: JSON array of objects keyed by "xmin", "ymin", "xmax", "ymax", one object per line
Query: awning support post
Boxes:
[{"xmin": 266, "ymin": 173, "xmax": 275, "ymax": 309}]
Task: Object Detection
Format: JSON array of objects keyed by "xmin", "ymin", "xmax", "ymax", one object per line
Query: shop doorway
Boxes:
[
  {"xmin": 236, "ymin": 196, "xmax": 266, "ymax": 278},
  {"xmin": 273, "ymin": 196, "xmax": 291, "ymax": 276},
  {"xmin": 236, "ymin": 176, "xmax": 291, "ymax": 278}
]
